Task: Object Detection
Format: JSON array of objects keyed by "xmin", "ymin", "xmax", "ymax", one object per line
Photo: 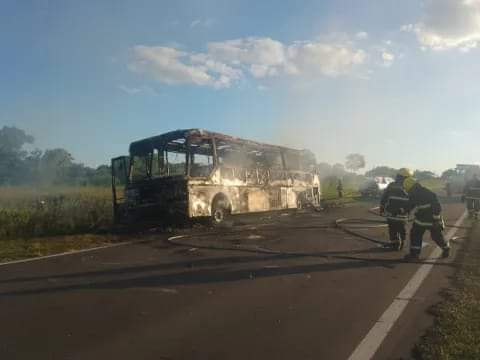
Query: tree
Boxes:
[
  {"xmin": 365, "ymin": 166, "xmax": 398, "ymax": 178},
  {"xmin": 332, "ymin": 163, "xmax": 346, "ymax": 177},
  {"xmin": 39, "ymin": 148, "xmax": 74, "ymax": 184},
  {"xmin": 441, "ymin": 168, "xmax": 458, "ymax": 180},
  {"xmin": 0, "ymin": 125, "xmax": 111, "ymax": 187},
  {"xmin": 317, "ymin": 162, "xmax": 333, "ymax": 179},
  {"xmin": 413, "ymin": 170, "xmax": 436, "ymax": 180},
  {"xmin": 0, "ymin": 126, "xmax": 35, "ymax": 184},
  {"xmin": 0, "ymin": 126, "xmax": 34, "ymax": 155},
  {"xmin": 345, "ymin": 153, "xmax": 365, "ymax": 173}
]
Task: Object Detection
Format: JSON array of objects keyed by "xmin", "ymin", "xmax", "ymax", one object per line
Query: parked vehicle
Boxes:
[{"xmin": 360, "ymin": 176, "xmax": 394, "ymax": 197}]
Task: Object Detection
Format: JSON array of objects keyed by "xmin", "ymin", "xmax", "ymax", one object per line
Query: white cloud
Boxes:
[
  {"xmin": 403, "ymin": 0, "xmax": 480, "ymax": 51},
  {"xmin": 190, "ymin": 19, "xmax": 201, "ymax": 28},
  {"xmin": 208, "ymin": 37, "xmax": 286, "ymax": 68},
  {"xmin": 119, "ymin": 85, "xmax": 141, "ymax": 94},
  {"xmin": 129, "ymin": 46, "xmax": 240, "ymax": 89},
  {"xmin": 129, "ymin": 36, "xmax": 372, "ymax": 88},
  {"xmin": 190, "ymin": 18, "xmax": 214, "ymax": 29},
  {"xmin": 356, "ymin": 31, "xmax": 369, "ymax": 39},
  {"xmin": 286, "ymin": 41, "xmax": 366, "ymax": 77},
  {"xmin": 119, "ymin": 85, "xmax": 162, "ymax": 96}
]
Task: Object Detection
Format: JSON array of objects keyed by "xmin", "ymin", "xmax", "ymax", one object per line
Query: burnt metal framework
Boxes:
[{"xmin": 112, "ymin": 129, "xmax": 320, "ymax": 222}]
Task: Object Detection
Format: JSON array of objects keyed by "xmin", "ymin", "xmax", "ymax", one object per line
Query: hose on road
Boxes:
[{"xmin": 165, "ymin": 208, "xmax": 471, "ymax": 265}]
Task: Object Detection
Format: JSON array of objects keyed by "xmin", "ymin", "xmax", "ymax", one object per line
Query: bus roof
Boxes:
[{"xmin": 129, "ymin": 128, "xmax": 309, "ymax": 156}]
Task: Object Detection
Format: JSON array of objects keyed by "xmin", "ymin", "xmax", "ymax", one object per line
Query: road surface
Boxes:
[{"xmin": 0, "ymin": 200, "xmax": 468, "ymax": 360}]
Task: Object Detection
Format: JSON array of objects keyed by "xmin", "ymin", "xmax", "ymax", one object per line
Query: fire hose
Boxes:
[{"xmin": 165, "ymin": 208, "xmax": 471, "ymax": 265}]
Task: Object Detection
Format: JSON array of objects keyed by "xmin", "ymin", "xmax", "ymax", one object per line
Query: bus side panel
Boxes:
[{"xmin": 187, "ymin": 171, "xmax": 320, "ymax": 218}]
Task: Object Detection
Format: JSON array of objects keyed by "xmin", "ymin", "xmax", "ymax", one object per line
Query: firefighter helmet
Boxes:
[
  {"xmin": 403, "ymin": 177, "xmax": 417, "ymax": 193},
  {"xmin": 397, "ymin": 168, "xmax": 413, "ymax": 178}
]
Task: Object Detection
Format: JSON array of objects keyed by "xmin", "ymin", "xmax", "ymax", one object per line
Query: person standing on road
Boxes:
[
  {"xmin": 445, "ymin": 181, "xmax": 452, "ymax": 198},
  {"xmin": 379, "ymin": 168, "xmax": 412, "ymax": 251},
  {"xmin": 402, "ymin": 177, "xmax": 450, "ymax": 260},
  {"xmin": 462, "ymin": 174, "xmax": 480, "ymax": 219},
  {"xmin": 336, "ymin": 179, "xmax": 344, "ymax": 199}
]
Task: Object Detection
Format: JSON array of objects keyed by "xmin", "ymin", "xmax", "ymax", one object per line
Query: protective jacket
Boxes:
[
  {"xmin": 380, "ymin": 180, "xmax": 409, "ymax": 220},
  {"xmin": 408, "ymin": 184, "xmax": 442, "ymax": 227}
]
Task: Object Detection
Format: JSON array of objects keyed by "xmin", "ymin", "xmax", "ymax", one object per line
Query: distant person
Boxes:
[
  {"xmin": 445, "ymin": 181, "xmax": 452, "ymax": 198},
  {"xmin": 403, "ymin": 177, "xmax": 450, "ymax": 260},
  {"xmin": 463, "ymin": 174, "xmax": 480, "ymax": 219},
  {"xmin": 379, "ymin": 168, "xmax": 411, "ymax": 250},
  {"xmin": 336, "ymin": 179, "xmax": 343, "ymax": 198}
]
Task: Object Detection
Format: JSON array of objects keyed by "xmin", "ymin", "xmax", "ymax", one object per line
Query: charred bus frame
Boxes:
[{"xmin": 112, "ymin": 129, "xmax": 321, "ymax": 224}]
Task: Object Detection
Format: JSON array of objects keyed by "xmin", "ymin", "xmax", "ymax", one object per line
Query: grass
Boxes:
[
  {"xmin": 420, "ymin": 178, "xmax": 446, "ymax": 192},
  {"xmin": 321, "ymin": 178, "xmax": 360, "ymax": 201},
  {"xmin": 413, "ymin": 223, "xmax": 480, "ymax": 359},
  {"xmin": 0, "ymin": 186, "xmax": 117, "ymax": 262},
  {"xmin": 0, "ymin": 186, "xmax": 113, "ymax": 240},
  {"xmin": 0, "ymin": 234, "xmax": 126, "ymax": 262}
]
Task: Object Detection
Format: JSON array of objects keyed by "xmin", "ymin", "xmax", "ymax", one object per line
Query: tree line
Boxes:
[{"xmin": 0, "ymin": 126, "xmax": 110, "ymax": 186}]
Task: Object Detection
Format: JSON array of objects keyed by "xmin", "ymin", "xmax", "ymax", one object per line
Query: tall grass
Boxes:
[{"xmin": 0, "ymin": 187, "xmax": 113, "ymax": 240}]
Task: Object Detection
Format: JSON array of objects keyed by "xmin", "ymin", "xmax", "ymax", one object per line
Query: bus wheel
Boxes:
[{"xmin": 211, "ymin": 199, "xmax": 230, "ymax": 226}]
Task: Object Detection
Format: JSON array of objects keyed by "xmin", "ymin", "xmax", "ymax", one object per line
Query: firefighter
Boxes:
[
  {"xmin": 379, "ymin": 168, "xmax": 411, "ymax": 250},
  {"xmin": 462, "ymin": 174, "xmax": 480, "ymax": 219},
  {"xmin": 336, "ymin": 179, "xmax": 344, "ymax": 199},
  {"xmin": 402, "ymin": 177, "xmax": 450, "ymax": 260}
]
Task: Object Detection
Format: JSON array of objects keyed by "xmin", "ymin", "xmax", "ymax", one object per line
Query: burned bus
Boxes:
[{"xmin": 111, "ymin": 129, "xmax": 321, "ymax": 225}]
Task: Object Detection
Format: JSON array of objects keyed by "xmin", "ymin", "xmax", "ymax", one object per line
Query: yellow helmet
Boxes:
[
  {"xmin": 397, "ymin": 168, "xmax": 413, "ymax": 178},
  {"xmin": 403, "ymin": 177, "xmax": 417, "ymax": 192}
]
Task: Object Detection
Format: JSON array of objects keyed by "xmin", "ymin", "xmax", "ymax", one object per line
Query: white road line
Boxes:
[
  {"xmin": 348, "ymin": 210, "xmax": 468, "ymax": 360},
  {"xmin": 0, "ymin": 240, "xmax": 145, "ymax": 267}
]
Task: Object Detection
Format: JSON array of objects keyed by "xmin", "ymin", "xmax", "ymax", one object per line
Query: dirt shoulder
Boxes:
[{"xmin": 414, "ymin": 219, "xmax": 480, "ymax": 359}]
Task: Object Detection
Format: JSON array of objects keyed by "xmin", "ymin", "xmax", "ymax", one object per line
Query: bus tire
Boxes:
[{"xmin": 211, "ymin": 195, "xmax": 231, "ymax": 226}]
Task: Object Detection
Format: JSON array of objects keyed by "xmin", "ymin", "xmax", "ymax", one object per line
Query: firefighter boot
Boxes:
[
  {"xmin": 403, "ymin": 252, "xmax": 420, "ymax": 261},
  {"xmin": 442, "ymin": 246, "xmax": 450, "ymax": 259}
]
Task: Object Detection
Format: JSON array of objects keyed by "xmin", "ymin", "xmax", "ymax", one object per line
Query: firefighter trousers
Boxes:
[
  {"xmin": 387, "ymin": 219, "xmax": 406, "ymax": 243},
  {"xmin": 409, "ymin": 223, "xmax": 448, "ymax": 256}
]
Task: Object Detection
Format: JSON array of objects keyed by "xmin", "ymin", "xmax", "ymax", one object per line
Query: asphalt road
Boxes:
[{"xmin": 0, "ymin": 200, "xmax": 468, "ymax": 360}]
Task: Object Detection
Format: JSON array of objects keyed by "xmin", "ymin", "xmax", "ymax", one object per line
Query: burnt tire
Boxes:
[{"xmin": 211, "ymin": 199, "xmax": 231, "ymax": 226}]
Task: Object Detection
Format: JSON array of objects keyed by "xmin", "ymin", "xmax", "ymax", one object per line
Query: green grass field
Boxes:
[
  {"xmin": 0, "ymin": 186, "xmax": 113, "ymax": 240},
  {"xmin": 414, "ymin": 224, "xmax": 480, "ymax": 359},
  {"xmin": 0, "ymin": 186, "xmax": 116, "ymax": 261}
]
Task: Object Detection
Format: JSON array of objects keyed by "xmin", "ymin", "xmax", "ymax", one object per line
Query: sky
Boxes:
[{"xmin": 1, "ymin": 0, "xmax": 480, "ymax": 174}]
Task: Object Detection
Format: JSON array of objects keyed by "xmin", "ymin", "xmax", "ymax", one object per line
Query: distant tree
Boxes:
[
  {"xmin": 39, "ymin": 148, "xmax": 74, "ymax": 184},
  {"xmin": 365, "ymin": 166, "xmax": 398, "ymax": 178},
  {"xmin": 317, "ymin": 162, "xmax": 333, "ymax": 178},
  {"xmin": 89, "ymin": 165, "xmax": 112, "ymax": 186},
  {"xmin": 0, "ymin": 125, "xmax": 111, "ymax": 187},
  {"xmin": 414, "ymin": 170, "xmax": 436, "ymax": 180},
  {"xmin": 441, "ymin": 168, "xmax": 458, "ymax": 180},
  {"xmin": 0, "ymin": 126, "xmax": 34, "ymax": 155},
  {"xmin": 0, "ymin": 126, "xmax": 35, "ymax": 184},
  {"xmin": 332, "ymin": 163, "xmax": 346, "ymax": 177},
  {"xmin": 345, "ymin": 153, "xmax": 366, "ymax": 173}
]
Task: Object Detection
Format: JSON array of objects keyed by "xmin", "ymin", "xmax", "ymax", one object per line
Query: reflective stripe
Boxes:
[
  {"xmin": 465, "ymin": 197, "xmax": 480, "ymax": 200},
  {"xmin": 416, "ymin": 204, "xmax": 431, "ymax": 210},
  {"xmin": 432, "ymin": 215, "xmax": 442, "ymax": 220},
  {"xmin": 411, "ymin": 246, "xmax": 422, "ymax": 250},
  {"xmin": 387, "ymin": 216, "xmax": 408, "ymax": 222},
  {"xmin": 414, "ymin": 219, "xmax": 433, "ymax": 226},
  {"xmin": 388, "ymin": 196, "xmax": 409, "ymax": 201}
]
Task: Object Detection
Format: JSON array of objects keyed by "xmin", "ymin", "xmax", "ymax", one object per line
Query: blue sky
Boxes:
[{"xmin": 1, "ymin": 0, "xmax": 480, "ymax": 173}]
